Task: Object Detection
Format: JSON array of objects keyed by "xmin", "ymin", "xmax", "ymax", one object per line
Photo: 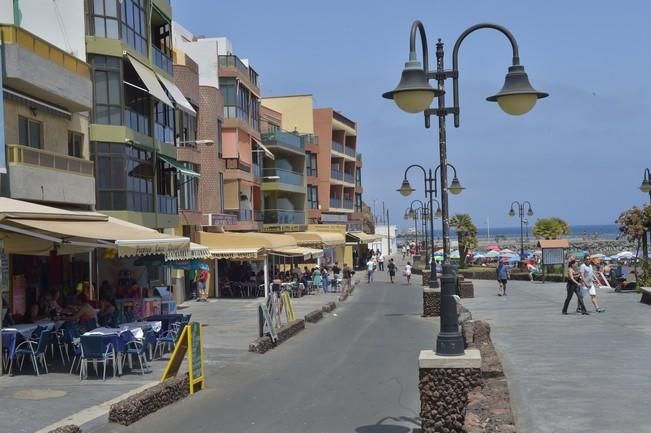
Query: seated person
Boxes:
[
  {"xmin": 66, "ymin": 293, "xmax": 98, "ymax": 329},
  {"xmin": 97, "ymin": 298, "xmax": 117, "ymax": 326}
]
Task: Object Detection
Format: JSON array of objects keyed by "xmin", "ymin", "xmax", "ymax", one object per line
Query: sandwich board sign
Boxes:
[
  {"xmin": 258, "ymin": 303, "xmax": 278, "ymax": 342},
  {"xmin": 161, "ymin": 321, "xmax": 205, "ymax": 394},
  {"xmin": 281, "ymin": 291, "xmax": 295, "ymax": 321}
]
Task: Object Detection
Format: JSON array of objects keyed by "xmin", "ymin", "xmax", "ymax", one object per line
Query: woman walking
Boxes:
[
  {"xmin": 563, "ymin": 259, "xmax": 588, "ymax": 315},
  {"xmin": 497, "ymin": 258, "xmax": 510, "ymax": 296},
  {"xmin": 404, "ymin": 262, "xmax": 412, "ymax": 284},
  {"xmin": 311, "ymin": 267, "xmax": 322, "ymax": 294}
]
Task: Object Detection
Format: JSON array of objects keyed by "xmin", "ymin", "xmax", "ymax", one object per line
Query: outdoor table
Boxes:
[
  {"xmin": 34, "ymin": 320, "xmax": 64, "ymax": 331},
  {"xmin": 145, "ymin": 314, "xmax": 182, "ymax": 332},
  {"xmin": 4, "ymin": 324, "xmax": 39, "ymax": 339},
  {"xmin": 1, "ymin": 330, "xmax": 16, "ymax": 373},
  {"xmin": 119, "ymin": 321, "xmax": 162, "ymax": 339},
  {"xmin": 82, "ymin": 328, "xmax": 134, "ymax": 375}
]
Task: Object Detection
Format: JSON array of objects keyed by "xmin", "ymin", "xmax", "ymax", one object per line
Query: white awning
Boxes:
[
  {"xmin": 157, "ymin": 73, "xmax": 196, "ymax": 115},
  {"xmin": 126, "ymin": 54, "xmax": 174, "ymax": 108},
  {"xmin": 253, "ymin": 138, "xmax": 274, "ymax": 160},
  {"xmin": 164, "ymin": 243, "xmax": 211, "ymax": 260}
]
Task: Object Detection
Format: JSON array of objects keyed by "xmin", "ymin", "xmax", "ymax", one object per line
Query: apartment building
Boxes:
[
  {"xmin": 0, "ymin": 0, "xmax": 94, "ymax": 210},
  {"xmin": 84, "ymin": 0, "xmax": 197, "ymax": 230},
  {"xmin": 259, "ymin": 104, "xmax": 306, "ymax": 231}
]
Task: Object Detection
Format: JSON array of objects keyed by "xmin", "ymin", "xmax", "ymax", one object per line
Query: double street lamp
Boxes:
[
  {"xmin": 405, "ymin": 199, "xmax": 442, "ymax": 268},
  {"xmin": 640, "ymin": 168, "xmax": 651, "ymax": 203},
  {"xmin": 508, "ymin": 201, "xmax": 534, "ymax": 258},
  {"xmin": 384, "ymin": 21, "xmax": 547, "ymax": 356}
]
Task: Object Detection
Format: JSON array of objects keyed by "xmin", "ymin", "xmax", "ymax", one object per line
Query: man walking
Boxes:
[
  {"xmin": 341, "ymin": 263, "xmax": 352, "ymax": 300},
  {"xmin": 366, "ymin": 256, "xmax": 376, "ymax": 283},
  {"xmin": 497, "ymin": 258, "xmax": 510, "ymax": 296},
  {"xmin": 378, "ymin": 252, "xmax": 385, "ymax": 271},
  {"xmin": 580, "ymin": 256, "xmax": 605, "ymax": 313},
  {"xmin": 387, "ymin": 258, "xmax": 397, "ymax": 283}
]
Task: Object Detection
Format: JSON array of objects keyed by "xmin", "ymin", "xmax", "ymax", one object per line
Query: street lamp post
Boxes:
[
  {"xmin": 639, "ymin": 168, "xmax": 651, "ymax": 259},
  {"xmin": 404, "ymin": 206, "xmax": 420, "ymax": 257},
  {"xmin": 407, "ymin": 200, "xmax": 431, "ymax": 265},
  {"xmin": 509, "ymin": 201, "xmax": 534, "ymax": 258},
  {"xmin": 384, "ymin": 21, "xmax": 547, "ymax": 356}
]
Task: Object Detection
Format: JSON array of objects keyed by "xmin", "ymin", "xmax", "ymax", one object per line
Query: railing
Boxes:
[
  {"xmin": 330, "ymin": 168, "xmax": 343, "ymax": 181},
  {"xmin": 302, "ymin": 134, "xmax": 319, "ymax": 146},
  {"xmin": 224, "ymin": 209, "xmax": 263, "ymax": 222},
  {"xmin": 153, "ymin": 46, "xmax": 173, "ymax": 76},
  {"xmin": 263, "ymin": 168, "xmax": 304, "ymax": 186},
  {"xmin": 306, "ymin": 167, "xmax": 318, "ymax": 177},
  {"xmin": 263, "ymin": 209, "xmax": 305, "ymax": 225},
  {"xmin": 252, "ymin": 163, "xmax": 261, "ymax": 178},
  {"xmin": 347, "ymin": 221, "xmax": 363, "ymax": 232},
  {"xmin": 356, "ymin": 152, "xmax": 362, "ymax": 161},
  {"xmin": 343, "ymin": 199, "xmax": 354, "ymax": 209},
  {"xmin": 7, "ymin": 144, "xmax": 94, "ymax": 176},
  {"xmin": 331, "ymin": 140, "xmax": 344, "ymax": 154},
  {"xmin": 344, "ymin": 146, "xmax": 356, "ymax": 157},
  {"xmin": 344, "ymin": 172, "xmax": 355, "ymax": 184},
  {"xmin": 329, "ymin": 198, "xmax": 341, "ymax": 208},
  {"xmin": 261, "ymin": 130, "xmax": 304, "ymax": 152},
  {"xmin": 219, "ymin": 54, "xmax": 258, "ymax": 87},
  {"xmin": 0, "ymin": 24, "xmax": 90, "ymax": 79},
  {"xmin": 225, "ymin": 158, "xmax": 251, "ymax": 173},
  {"xmin": 157, "ymin": 194, "xmax": 178, "ymax": 215}
]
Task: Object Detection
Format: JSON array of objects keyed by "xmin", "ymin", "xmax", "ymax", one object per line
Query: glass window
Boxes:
[
  {"xmin": 217, "ymin": 119, "xmax": 222, "ymax": 156},
  {"xmin": 306, "ymin": 152, "xmax": 318, "ymax": 176},
  {"xmin": 91, "ymin": 55, "xmax": 122, "ymax": 126},
  {"xmin": 90, "ymin": 0, "xmax": 119, "ymax": 39},
  {"xmin": 120, "ymin": 0, "xmax": 147, "ymax": 55},
  {"xmin": 308, "ymin": 185, "xmax": 319, "ymax": 209},
  {"xmin": 68, "ymin": 131, "xmax": 83, "ymax": 158},
  {"xmin": 18, "ymin": 116, "xmax": 42, "ymax": 148},
  {"xmin": 178, "ymin": 163, "xmax": 198, "ymax": 211}
]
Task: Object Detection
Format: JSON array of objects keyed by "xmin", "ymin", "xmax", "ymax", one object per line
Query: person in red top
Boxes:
[{"xmin": 195, "ymin": 269, "xmax": 209, "ymax": 302}]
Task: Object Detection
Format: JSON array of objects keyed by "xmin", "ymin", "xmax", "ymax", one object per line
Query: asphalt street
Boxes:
[{"xmin": 93, "ymin": 270, "xmax": 434, "ymax": 433}]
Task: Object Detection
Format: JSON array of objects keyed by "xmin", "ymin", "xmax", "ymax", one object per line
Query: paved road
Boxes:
[
  {"xmin": 464, "ymin": 279, "xmax": 651, "ymax": 433},
  {"xmin": 94, "ymin": 271, "xmax": 434, "ymax": 433}
]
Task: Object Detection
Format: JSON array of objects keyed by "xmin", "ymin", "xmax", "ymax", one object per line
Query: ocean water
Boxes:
[{"xmin": 422, "ymin": 224, "xmax": 621, "ymax": 241}]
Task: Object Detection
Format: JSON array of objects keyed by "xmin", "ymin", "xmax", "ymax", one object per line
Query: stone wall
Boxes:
[
  {"xmin": 423, "ymin": 288, "xmax": 441, "ymax": 317},
  {"xmin": 419, "ymin": 367, "xmax": 483, "ymax": 433},
  {"xmin": 459, "ymin": 281, "xmax": 474, "ymax": 298},
  {"xmin": 47, "ymin": 425, "xmax": 81, "ymax": 433},
  {"xmin": 249, "ymin": 319, "xmax": 306, "ymax": 354},
  {"xmin": 322, "ymin": 301, "xmax": 337, "ymax": 313},
  {"xmin": 108, "ymin": 375, "xmax": 189, "ymax": 426},
  {"xmin": 305, "ymin": 309, "xmax": 324, "ymax": 323}
]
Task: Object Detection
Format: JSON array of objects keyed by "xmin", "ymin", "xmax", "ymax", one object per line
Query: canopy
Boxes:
[
  {"xmin": 158, "ymin": 154, "xmax": 200, "ymax": 177},
  {"xmin": 288, "ymin": 231, "xmax": 345, "ymax": 247},
  {"xmin": 485, "ymin": 250, "xmax": 501, "ymax": 258},
  {"xmin": 537, "ymin": 239, "xmax": 569, "ymax": 249},
  {"xmin": 0, "ymin": 197, "xmax": 106, "ymax": 222},
  {"xmin": 270, "ymin": 246, "xmax": 323, "ymax": 259},
  {"xmin": 253, "ymin": 139, "xmax": 275, "ymax": 160},
  {"xmin": 126, "ymin": 54, "xmax": 173, "ymax": 107},
  {"xmin": 346, "ymin": 232, "xmax": 381, "ymax": 243},
  {"xmin": 164, "ymin": 242, "xmax": 211, "ymax": 261},
  {"xmin": 156, "ymin": 72, "xmax": 196, "ymax": 115},
  {"xmin": 197, "ymin": 231, "xmax": 298, "ymax": 259}
]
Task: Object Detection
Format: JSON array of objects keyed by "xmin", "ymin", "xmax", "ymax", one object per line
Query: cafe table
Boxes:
[
  {"xmin": 82, "ymin": 327, "xmax": 134, "ymax": 375},
  {"xmin": 119, "ymin": 321, "xmax": 162, "ymax": 340},
  {"xmin": 4, "ymin": 324, "xmax": 39, "ymax": 339}
]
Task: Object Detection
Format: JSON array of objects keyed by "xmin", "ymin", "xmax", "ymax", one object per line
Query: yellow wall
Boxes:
[
  {"xmin": 224, "ymin": 180, "xmax": 239, "ymax": 209},
  {"xmin": 261, "ymin": 95, "xmax": 314, "ymax": 134}
]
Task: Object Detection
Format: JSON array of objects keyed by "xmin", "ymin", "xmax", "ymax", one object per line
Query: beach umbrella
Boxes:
[
  {"xmin": 591, "ymin": 254, "xmax": 606, "ymax": 259},
  {"xmin": 616, "ymin": 251, "xmax": 634, "ymax": 259},
  {"xmin": 486, "ymin": 245, "xmax": 500, "ymax": 251},
  {"xmin": 500, "ymin": 248, "xmax": 515, "ymax": 254},
  {"xmin": 507, "ymin": 254, "xmax": 521, "ymax": 262},
  {"xmin": 450, "ymin": 250, "xmax": 460, "ymax": 259},
  {"xmin": 473, "ymin": 253, "xmax": 486, "ymax": 259},
  {"xmin": 485, "ymin": 250, "xmax": 500, "ymax": 258}
]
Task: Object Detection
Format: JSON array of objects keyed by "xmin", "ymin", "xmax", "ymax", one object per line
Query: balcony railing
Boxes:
[
  {"xmin": 224, "ymin": 209, "xmax": 264, "ymax": 222},
  {"xmin": 263, "ymin": 168, "xmax": 304, "ymax": 186},
  {"xmin": 0, "ymin": 24, "xmax": 90, "ymax": 79},
  {"xmin": 343, "ymin": 199, "xmax": 354, "ymax": 209},
  {"xmin": 263, "ymin": 209, "xmax": 305, "ymax": 225},
  {"xmin": 356, "ymin": 152, "xmax": 362, "ymax": 161},
  {"xmin": 301, "ymin": 134, "xmax": 319, "ymax": 145},
  {"xmin": 153, "ymin": 46, "xmax": 173, "ymax": 76},
  {"xmin": 157, "ymin": 194, "xmax": 178, "ymax": 215},
  {"xmin": 330, "ymin": 168, "xmax": 343, "ymax": 181},
  {"xmin": 344, "ymin": 146, "xmax": 356, "ymax": 157},
  {"xmin": 261, "ymin": 130, "xmax": 304, "ymax": 153},
  {"xmin": 225, "ymin": 158, "xmax": 251, "ymax": 173},
  {"xmin": 331, "ymin": 140, "xmax": 344, "ymax": 154},
  {"xmin": 7, "ymin": 144, "xmax": 94, "ymax": 176},
  {"xmin": 329, "ymin": 198, "xmax": 341, "ymax": 208},
  {"xmin": 306, "ymin": 167, "xmax": 318, "ymax": 177},
  {"xmin": 218, "ymin": 55, "xmax": 258, "ymax": 87},
  {"xmin": 344, "ymin": 172, "xmax": 355, "ymax": 184}
]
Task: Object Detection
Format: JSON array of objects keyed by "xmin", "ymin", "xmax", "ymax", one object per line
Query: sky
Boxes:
[{"xmin": 172, "ymin": 0, "xmax": 651, "ymax": 230}]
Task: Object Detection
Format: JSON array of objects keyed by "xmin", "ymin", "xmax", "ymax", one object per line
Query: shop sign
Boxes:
[{"xmin": 261, "ymin": 224, "xmax": 306, "ymax": 233}]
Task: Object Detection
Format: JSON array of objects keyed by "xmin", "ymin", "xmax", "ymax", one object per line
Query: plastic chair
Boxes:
[
  {"xmin": 66, "ymin": 327, "xmax": 82, "ymax": 375},
  {"xmin": 79, "ymin": 336, "xmax": 116, "ymax": 381},
  {"xmin": 142, "ymin": 328, "xmax": 157, "ymax": 361},
  {"xmin": 124, "ymin": 339, "xmax": 149, "ymax": 375},
  {"xmin": 15, "ymin": 330, "xmax": 50, "ymax": 376}
]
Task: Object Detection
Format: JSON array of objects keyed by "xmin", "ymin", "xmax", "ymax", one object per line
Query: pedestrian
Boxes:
[
  {"xmin": 580, "ymin": 256, "xmax": 605, "ymax": 312},
  {"xmin": 311, "ymin": 267, "xmax": 322, "ymax": 294},
  {"xmin": 195, "ymin": 269, "xmax": 209, "ymax": 302},
  {"xmin": 496, "ymin": 260, "xmax": 504, "ymax": 295},
  {"xmin": 404, "ymin": 261, "xmax": 412, "ymax": 284},
  {"xmin": 563, "ymin": 259, "xmax": 589, "ymax": 315},
  {"xmin": 321, "ymin": 266, "xmax": 330, "ymax": 293},
  {"xmin": 340, "ymin": 263, "xmax": 353, "ymax": 299},
  {"xmin": 401, "ymin": 245, "xmax": 407, "ymax": 260},
  {"xmin": 366, "ymin": 256, "xmax": 376, "ymax": 283},
  {"xmin": 497, "ymin": 258, "xmax": 510, "ymax": 296},
  {"xmin": 387, "ymin": 258, "xmax": 397, "ymax": 283},
  {"xmin": 378, "ymin": 252, "xmax": 385, "ymax": 271}
]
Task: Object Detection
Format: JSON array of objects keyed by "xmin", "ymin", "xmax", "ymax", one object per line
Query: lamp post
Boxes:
[
  {"xmin": 404, "ymin": 206, "xmax": 420, "ymax": 257},
  {"xmin": 398, "ymin": 165, "xmax": 448, "ymax": 288},
  {"xmin": 639, "ymin": 168, "xmax": 651, "ymax": 260},
  {"xmin": 384, "ymin": 21, "xmax": 547, "ymax": 356},
  {"xmin": 407, "ymin": 200, "xmax": 431, "ymax": 265},
  {"xmin": 508, "ymin": 201, "xmax": 533, "ymax": 259}
]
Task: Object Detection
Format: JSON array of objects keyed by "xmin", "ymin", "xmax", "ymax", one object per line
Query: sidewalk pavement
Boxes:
[
  {"xmin": 0, "ymin": 287, "xmax": 351, "ymax": 433},
  {"xmin": 463, "ymin": 278, "xmax": 651, "ymax": 433}
]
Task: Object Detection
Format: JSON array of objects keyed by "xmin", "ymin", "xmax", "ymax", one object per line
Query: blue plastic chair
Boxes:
[
  {"xmin": 124, "ymin": 336, "xmax": 149, "ymax": 375},
  {"xmin": 66, "ymin": 327, "xmax": 82, "ymax": 375},
  {"xmin": 79, "ymin": 335, "xmax": 116, "ymax": 380},
  {"xmin": 15, "ymin": 330, "xmax": 50, "ymax": 375}
]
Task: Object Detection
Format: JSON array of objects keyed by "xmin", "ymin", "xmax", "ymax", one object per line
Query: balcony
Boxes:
[
  {"xmin": 344, "ymin": 172, "xmax": 355, "ymax": 184},
  {"xmin": 356, "ymin": 153, "xmax": 362, "ymax": 161},
  {"xmin": 157, "ymin": 195, "xmax": 178, "ymax": 215},
  {"xmin": 261, "ymin": 130, "xmax": 304, "ymax": 154},
  {"xmin": 263, "ymin": 209, "xmax": 305, "ymax": 225},
  {"xmin": 7, "ymin": 144, "xmax": 95, "ymax": 206},
  {"xmin": 302, "ymin": 134, "xmax": 319, "ymax": 146},
  {"xmin": 263, "ymin": 168, "xmax": 304, "ymax": 186},
  {"xmin": 153, "ymin": 46, "xmax": 173, "ymax": 76},
  {"xmin": 330, "ymin": 168, "xmax": 343, "ymax": 181},
  {"xmin": 344, "ymin": 146, "xmax": 356, "ymax": 157},
  {"xmin": 329, "ymin": 198, "xmax": 341, "ymax": 208},
  {"xmin": 0, "ymin": 24, "xmax": 91, "ymax": 112},
  {"xmin": 224, "ymin": 209, "xmax": 264, "ymax": 222},
  {"xmin": 225, "ymin": 158, "xmax": 251, "ymax": 173},
  {"xmin": 343, "ymin": 199, "xmax": 354, "ymax": 209},
  {"xmin": 331, "ymin": 140, "xmax": 345, "ymax": 154},
  {"xmin": 218, "ymin": 55, "xmax": 259, "ymax": 91}
]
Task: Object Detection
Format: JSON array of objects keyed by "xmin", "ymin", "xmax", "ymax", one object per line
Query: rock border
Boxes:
[
  {"xmin": 322, "ymin": 301, "xmax": 337, "ymax": 313},
  {"xmin": 108, "ymin": 374, "xmax": 189, "ymax": 426},
  {"xmin": 305, "ymin": 309, "xmax": 324, "ymax": 323},
  {"xmin": 47, "ymin": 425, "xmax": 81, "ymax": 433},
  {"xmin": 249, "ymin": 319, "xmax": 306, "ymax": 354}
]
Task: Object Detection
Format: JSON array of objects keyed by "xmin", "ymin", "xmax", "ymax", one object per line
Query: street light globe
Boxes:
[
  {"xmin": 382, "ymin": 56, "xmax": 443, "ymax": 113},
  {"xmin": 434, "ymin": 207, "xmax": 442, "ymax": 218},
  {"xmin": 408, "ymin": 209, "xmax": 416, "ymax": 219},
  {"xmin": 640, "ymin": 177, "xmax": 651, "ymax": 193},
  {"xmin": 448, "ymin": 177, "xmax": 464, "ymax": 195},
  {"xmin": 527, "ymin": 209, "xmax": 534, "ymax": 217},
  {"xmin": 397, "ymin": 178, "xmax": 415, "ymax": 196},
  {"xmin": 508, "ymin": 209, "xmax": 516, "ymax": 217},
  {"xmin": 487, "ymin": 65, "xmax": 548, "ymax": 116}
]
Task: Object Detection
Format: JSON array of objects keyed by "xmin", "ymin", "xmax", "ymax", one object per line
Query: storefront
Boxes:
[
  {"xmin": 346, "ymin": 232, "xmax": 381, "ymax": 269},
  {"xmin": 287, "ymin": 231, "xmax": 346, "ymax": 266}
]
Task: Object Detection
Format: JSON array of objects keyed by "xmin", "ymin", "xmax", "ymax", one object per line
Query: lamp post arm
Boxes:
[
  {"xmin": 451, "ymin": 23, "xmax": 521, "ymax": 127},
  {"xmin": 523, "ymin": 200, "xmax": 533, "ymax": 212},
  {"xmin": 409, "ymin": 20, "xmax": 430, "ymax": 78}
]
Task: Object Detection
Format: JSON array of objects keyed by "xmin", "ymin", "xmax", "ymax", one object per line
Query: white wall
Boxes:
[
  {"xmin": 0, "ymin": 0, "xmax": 86, "ymax": 60},
  {"xmin": 172, "ymin": 22, "xmax": 221, "ymax": 89},
  {"xmin": 369, "ymin": 225, "xmax": 398, "ymax": 257}
]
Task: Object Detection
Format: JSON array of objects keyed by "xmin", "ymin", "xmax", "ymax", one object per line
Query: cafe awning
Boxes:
[
  {"xmin": 164, "ymin": 242, "xmax": 211, "ymax": 261},
  {"xmin": 156, "ymin": 72, "xmax": 197, "ymax": 115},
  {"xmin": 158, "ymin": 154, "xmax": 200, "ymax": 177},
  {"xmin": 126, "ymin": 54, "xmax": 174, "ymax": 108},
  {"xmin": 288, "ymin": 231, "xmax": 345, "ymax": 248},
  {"xmin": 197, "ymin": 231, "xmax": 297, "ymax": 259},
  {"xmin": 346, "ymin": 232, "xmax": 381, "ymax": 243},
  {"xmin": 253, "ymin": 138, "xmax": 275, "ymax": 160},
  {"xmin": 0, "ymin": 197, "xmax": 106, "ymax": 222},
  {"xmin": 271, "ymin": 246, "xmax": 323, "ymax": 259}
]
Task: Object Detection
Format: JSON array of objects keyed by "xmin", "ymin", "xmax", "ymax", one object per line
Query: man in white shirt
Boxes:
[
  {"xmin": 580, "ymin": 256, "xmax": 604, "ymax": 313},
  {"xmin": 378, "ymin": 253, "xmax": 385, "ymax": 271}
]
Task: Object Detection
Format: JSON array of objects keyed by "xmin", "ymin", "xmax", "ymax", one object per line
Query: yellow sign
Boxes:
[
  {"xmin": 161, "ymin": 322, "xmax": 205, "ymax": 394},
  {"xmin": 281, "ymin": 291, "xmax": 295, "ymax": 322},
  {"xmin": 261, "ymin": 224, "xmax": 307, "ymax": 233}
]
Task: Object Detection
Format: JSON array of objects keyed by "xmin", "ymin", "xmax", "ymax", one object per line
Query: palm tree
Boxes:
[{"xmin": 450, "ymin": 214, "xmax": 478, "ymax": 268}]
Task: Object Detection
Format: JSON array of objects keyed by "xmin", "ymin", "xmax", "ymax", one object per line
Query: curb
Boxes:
[
  {"xmin": 249, "ymin": 319, "xmax": 306, "ymax": 354},
  {"xmin": 305, "ymin": 309, "xmax": 324, "ymax": 323},
  {"xmin": 47, "ymin": 426, "xmax": 81, "ymax": 433}
]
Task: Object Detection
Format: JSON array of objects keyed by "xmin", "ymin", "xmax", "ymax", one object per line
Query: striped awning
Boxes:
[
  {"xmin": 288, "ymin": 231, "xmax": 345, "ymax": 248},
  {"xmin": 346, "ymin": 232, "xmax": 381, "ymax": 243},
  {"xmin": 271, "ymin": 246, "xmax": 323, "ymax": 259},
  {"xmin": 164, "ymin": 242, "xmax": 211, "ymax": 261}
]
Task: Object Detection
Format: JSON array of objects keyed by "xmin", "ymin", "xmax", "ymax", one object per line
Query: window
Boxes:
[
  {"xmin": 306, "ymin": 152, "xmax": 318, "ymax": 176},
  {"xmin": 90, "ymin": 0, "xmax": 119, "ymax": 39},
  {"xmin": 355, "ymin": 193, "xmax": 363, "ymax": 213},
  {"xmin": 123, "ymin": 61, "xmax": 150, "ymax": 135},
  {"xmin": 18, "ymin": 116, "xmax": 42, "ymax": 148},
  {"xmin": 177, "ymin": 111, "xmax": 197, "ymax": 146},
  {"xmin": 178, "ymin": 164, "xmax": 198, "ymax": 211},
  {"xmin": 217, "ymin": 119, "xmax": 223, "ymax": 157},
  {"xmin": 355, "ymin": 167, "xmax": 362, "ymax": 186},
  {"xmin": 120, "ymin": 0, "xmax": 147, "ymax": 54},
  {"xmin": 219, "ymin": 172, "xmax": 224, "ymax": 212},
  {"xmin": 308, "ymin": 185, "xmax": 319, "ymax": 209},
  {"xmin": 92, "ymin": 55, "xmax": 122, "ymax": 125},
  {"xmin": 68, "ymin": 131, "xmax": 83, "ymax": 158},
  {"xmin": 155, "ymin": 101, "xmax": 175, "ymax": 144},
  {"xmin": 157, "ymin": 158, "xmax": 178, "ymax": 214}
]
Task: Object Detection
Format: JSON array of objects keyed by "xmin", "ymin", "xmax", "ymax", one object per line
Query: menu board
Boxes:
[{"xmin": 161, "ymin": 321, "xmax": 205, "ymax": 394}]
